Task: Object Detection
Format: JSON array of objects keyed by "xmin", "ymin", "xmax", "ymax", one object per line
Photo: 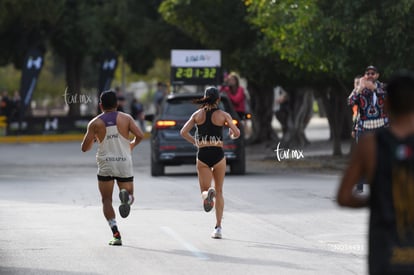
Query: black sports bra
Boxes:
[{"xmin": 196, "ymin": 108, "xmax": 223, "ymax": 143}]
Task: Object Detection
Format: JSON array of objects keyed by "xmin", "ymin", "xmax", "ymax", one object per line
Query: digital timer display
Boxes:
[{"xmin": 171, "ymin": 67, "xmax": 220, "ymax": 85}]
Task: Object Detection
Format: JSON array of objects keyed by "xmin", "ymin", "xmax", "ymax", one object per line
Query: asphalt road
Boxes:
[{"xmin": 0, "ymin": 137, "xmax": 367, "ymax": 275}]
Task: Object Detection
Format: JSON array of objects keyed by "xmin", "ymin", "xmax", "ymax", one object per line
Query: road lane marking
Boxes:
[{"xmin": 160, "ymin": 226, "xmax": 210, "ymax": 260}]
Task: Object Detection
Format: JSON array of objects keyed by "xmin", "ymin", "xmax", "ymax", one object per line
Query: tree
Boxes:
[
  {"xmin": 0, "ymin": 0, "xmax": 103, "ymax": 116},
  {"xmin": 245, "ymin": 0, "xmax": 414, "ymax": 154},
  {"xmin": 0, "ymin": 0, "xmax": 62, "ymax": 69},
  {"xmin": 160, "ymin": 0, "xmax": 286, "ymax": 144},
  {"xmin": 50, "ymin": 0, "xmax": 115, "ymax": 116},
  {"xmin": 0, "ymin": 0, "xmax": 200, "ymax": 117},
  {"xmin": 112, "ymin": 1, "xmax": 202, "ymax": 73},
  {"xmin": 245, "ymin": 0, "xmax": 350, "ymax": 153},
  {"xmin": 3, "ymin": 0, "xmax": 414, "ymax": 146}
]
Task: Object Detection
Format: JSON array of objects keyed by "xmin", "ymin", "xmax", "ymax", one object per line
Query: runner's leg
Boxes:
[
  {"xmin": 117, "ymin": 181, "xmax": 134, "ymax": 218},
  {"xmin": 197, "ymin": 159, "xmax": 215, "ymax": 211},
  {"xmin": 99, "ymin": 179, "xmax": 122, "ymax": 245},
  {"xmin": 197, "ymin": 159, "xmax": 213, "ymax": 194},
  {"xmin": 98, "ymin": 179, "xmax": 116, "ymax": 220},
  {"xmin": 212, "ymin": 158, "xmax": 226, "ymax": 228},
  {"xmin": 117, "ymin": 181, "xmax": 134, "ymax": 204}
]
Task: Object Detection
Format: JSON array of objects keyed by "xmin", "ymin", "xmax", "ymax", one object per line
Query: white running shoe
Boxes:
[
  {"xmin": 108, "ymin": 236, "xmax": 122, "ymax": 246},
  {"xmin": 211, "ymin": 226, "xmax": 222, "ymax": 239}
]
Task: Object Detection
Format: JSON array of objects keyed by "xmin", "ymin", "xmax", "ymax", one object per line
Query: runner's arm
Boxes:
[
  {"xmin": 129, "ymin": 116, "xmax": 144, "ymax": 150},
  {"xmin": 224, "ymin": 112, "xmax": 240, "ymax": 139},
  {"xmin": 180, "ymin": 113, "xmax": 197, "ymax": 145},
  {"xmin": 336, "ymin": 134, "xmax": 374, "ymax": 208},
  {"xmin": 81, "ymin": 121, "xmax": 96, "ymax": 152}
]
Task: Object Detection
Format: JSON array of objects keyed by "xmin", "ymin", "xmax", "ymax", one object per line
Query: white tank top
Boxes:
[{"xmin": 96, "ymin": 111, "xmax": 133, "ymax": 178}]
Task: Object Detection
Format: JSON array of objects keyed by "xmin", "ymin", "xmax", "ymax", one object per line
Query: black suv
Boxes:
[{"xmin": 150, "ymin": 93, "xmax": 245, "ymax": 176}]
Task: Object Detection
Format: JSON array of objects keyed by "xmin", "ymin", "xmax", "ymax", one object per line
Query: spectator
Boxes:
[
  {"xmin": 337, "ymin": 70, "xmax": 414, "ymax": 275},
  {"xmin": 273, "ymin": 86, "xmax": 289, "ymax": 138},
  {"xmin": 348, "ymin": 66, "xmax": 389, "ymax": 192},
  {"xmin": 10, "ymin": 90, "xmax": 21, "ymax": 121},
  {"xmin": 348, "ymin": 75, "xmax": 363, "ymax": 139},
  {"xmin": 220, "ymin": 73, "xmax": 246, "ymax": 120},
  {"xmin": 0, "ymin": 90, "xmax": 12, "ymax": 134},
  {"xmin": 349, "ymin": 66, "xmax": 389, "ymax": 141},
  {"xmin": 153, "ymin": 82, "xmax": 167, "ymax": 115},
  {"xmin": 0, "ymin": 90, "xmax": 11, "ymax": 117},
  {"xmin": 130, "ymin": 98, "xmax": 145, "ymax": 132},
  {"xmin": 115, "ymin": 86, "xmax": 126, "ymax": 112}
]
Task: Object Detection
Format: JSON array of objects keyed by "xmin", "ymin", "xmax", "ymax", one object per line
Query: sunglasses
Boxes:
[{"xmin": 365, "ymin": 72, "xmax": 376, "ymax": 76}]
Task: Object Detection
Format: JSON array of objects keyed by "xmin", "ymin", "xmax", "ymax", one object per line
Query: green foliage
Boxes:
[
  {"xmin": 2, "ymin": 0, "xmax": 414, "ymax": 114},
  {"xmin": 50, "ymin": 1, "xmax": 113, "ymax": 59},
  {"xmin": 0, "ymin": 65, "xmax": 20, "ymax": 92},
  {"xmin": 327, "ymin": 0, "xmax": 414, "ymax": 78},
  {"xmin": 246, "ymin": 0, "xmax": 414, "ymax": 80},
  {"xmin": 0, "ymin": 0, "xmax": 63, "ymax": 68},
  {"xmin": 159, "ymin": 0, "xmax": 283, "ymax": 87},
  {"xmin": 0, "ymin": 51, "xmax": 66, "ymax": 105},
  {"xmin": 112, "ymin": 58, "xmax": 170, "ymax": 87},
  {"xmin": 0, "ymin": 0, "xmax": 191, "ymax": 77},
  {"xmin": 109, "ymin": 1, "xmax": 199, "ymax": 74},
  {"xmin": 160, "ymin": 0, "xmax": 247, "ymax": 51},
  {"xmin": 246, "ymin": 1, "xmax": 336, "ymax": 73},
  {"xmin": 35, "ymin": 52, "xmax": 66, "ymax": 102}
]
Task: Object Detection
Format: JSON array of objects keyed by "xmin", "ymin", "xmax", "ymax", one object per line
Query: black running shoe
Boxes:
[
  {"xmin": 203, "ymin": 188, "xmax": 216, "ymax": 212},
  {"xmin": 119, "ymin": 189, "xmax": 130, "ymax": 218}
]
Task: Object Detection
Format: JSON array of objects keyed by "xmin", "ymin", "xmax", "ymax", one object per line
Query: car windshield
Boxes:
[
  {"xmin": 164, "ymin": 99, "xmax": 198, "ymax": 117},
  {"xmin": 164, "ymin": 98, "xmax": 226, "ymax": 117}
]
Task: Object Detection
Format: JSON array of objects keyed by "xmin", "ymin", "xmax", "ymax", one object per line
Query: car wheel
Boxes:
[
  {"xmin": 230, "ymin": 149, "xmax": 246, "ymax": 175},
  {"xmin": 151, "ymin": 157, "xmax": 165, "ymax": 176}
]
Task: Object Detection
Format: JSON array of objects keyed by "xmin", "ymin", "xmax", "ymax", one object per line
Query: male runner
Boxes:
[
  {"xmin": 81, "ymin": 90, "xmax": 144, "ymax": 245},
  {"xmin": 338, "ymin": 71, "xmax": 414, "ymax": 274}
]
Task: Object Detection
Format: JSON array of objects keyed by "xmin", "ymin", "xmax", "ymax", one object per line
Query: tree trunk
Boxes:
[
  {"xmin": 247, "ymin": 81, "xmax": 278, "ymax": 144},
  {"xmin": 281, "ymin": 88, "xmax": 313, "ymax": 147},
  {"xmin": 332, "ymin": 92, "xmax": 343, "ymax": 156},
  {"xmin": 65, "ymin": 54, "xmax": 83, "ymax": 117},
  {"xmin": 319, "ymin": 90, "xmax": 332, "ymax": 141},
  {"xmin": 319, "ymin": 86, "xmax": 351, "ymax": 156}
]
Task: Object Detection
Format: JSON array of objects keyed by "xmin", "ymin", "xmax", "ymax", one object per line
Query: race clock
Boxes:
[
  {"xmin": 171, "ymin": 67, "xmax": 220, "ymax": 85},
  {"xmin": 171, "ymin": 50, "xmax": 221, "ymax": 85}
]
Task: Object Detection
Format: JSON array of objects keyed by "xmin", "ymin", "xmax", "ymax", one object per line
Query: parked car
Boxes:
[{"xmin": 149, "ymin": 93, "xmax": 246, "ymax": 176}]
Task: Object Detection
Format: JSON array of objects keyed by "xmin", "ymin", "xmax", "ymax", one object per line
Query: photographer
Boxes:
[{"xmin": 349, "ymin": 65, "xmax": 389, "ymax": 142}]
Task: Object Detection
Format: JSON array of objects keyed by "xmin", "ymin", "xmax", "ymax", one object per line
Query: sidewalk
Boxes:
[
  {"xmin": 246, "ymin": 116, "xmax": 351, "ymax": 174},
  {"xmin": 0, "ymin": 132, "xmax": 151, "ymax": 144},
  {"xmin": 0, "ymin": 116, "xmax": 350, "ymax": 174}
]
